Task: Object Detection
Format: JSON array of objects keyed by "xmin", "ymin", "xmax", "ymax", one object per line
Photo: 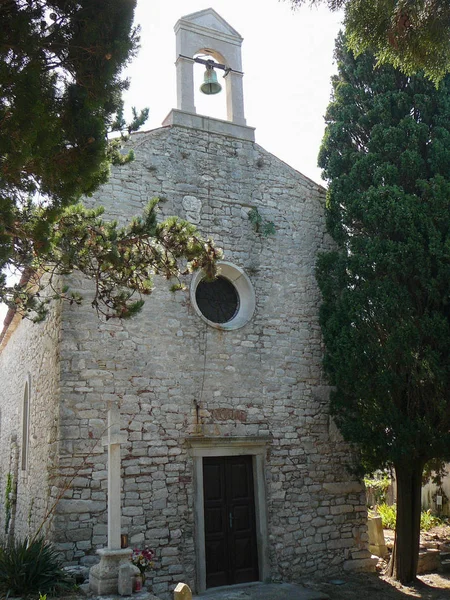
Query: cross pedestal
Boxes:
[
  {"xmin": 89, "ymin": 404, "xmax": 137, "ymax": 594},
  {"xmin": 89, "ymin": 547, "xmax": 135, "ymax": 595}
]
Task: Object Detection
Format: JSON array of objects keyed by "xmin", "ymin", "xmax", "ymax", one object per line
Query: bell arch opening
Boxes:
[{"xmin": 193, "ymin": 51, "xmax": 228, "ymax": 122}]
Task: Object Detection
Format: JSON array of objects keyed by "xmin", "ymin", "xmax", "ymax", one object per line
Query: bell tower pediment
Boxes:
[{"xmin": 176, "ymin": 8, "xmax": 243, "ymax": 41}]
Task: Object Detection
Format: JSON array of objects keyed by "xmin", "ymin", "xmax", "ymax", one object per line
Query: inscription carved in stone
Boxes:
[
  {"xmin": 211, "ymin": 408, "xmax": 247, "ymax": 422},
  {"xmin": 182, "ymin": 195, "xmax": 202, "ymax": 223}
]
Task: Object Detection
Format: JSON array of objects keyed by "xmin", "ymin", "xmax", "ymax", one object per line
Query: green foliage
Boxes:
[
  {"xmin": 374, "ymin": 504, "xmax": 444, "ymax": 531},
  {"xmin": 345, "ymin": 0, "xmax": 450, "ymax": 85},
  {"xmin": 248, "ymin": 208, "xmax": 276, "ymax": 237},
  {"xmin": 288, "ymin": 1, "xmax": 450, "ymax": 84},
  {"xmin": 375, "ymin": 503, "xmax": 397, "ymax": 530},
  {"xmin": 4, "ymin": 473, "xmax": 13, "ymax": 535},
  {"xmin": 364, "ymin": 474, "xmax": 391, "ymax": 505},
  {"xmin": 28, "ymin": 498, "xmax": 35, "ymax": 530},
  {"xmin": 420, "ymin": 509, "xmax": 442, "ymax": 532},
  {"xmin": 317, "ymin": 33, "xmax": 450, "ymax": 582},
  {"xmin": 1, "ymin": 1, "xmax": 215, "ymax": 320},
  {"xmin": 422, "ymin": 459, "xmax": 448, "ymax": 487},
  {"xmin": 0, "ymin": 0, "xmax": 140, "ymax": 204},
  {"xmin": 0, "ymin": 538, "xmax": 71, "ymax": 597},
  {"xmin": 1, "ymin": 199, "xmax": 221, "ymax": 321},
  {"xmin": 317, "ymin": 33, "xmax": 450, "ymax": 475}
]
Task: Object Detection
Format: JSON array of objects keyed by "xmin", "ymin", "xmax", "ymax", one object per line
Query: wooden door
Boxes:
[{"xmin": 203, "ymin": 455, "xmax": 259, "ymax": 588}]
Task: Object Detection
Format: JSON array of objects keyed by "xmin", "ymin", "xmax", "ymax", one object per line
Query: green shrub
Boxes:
[
  {"xmin": 420, "ymin": 509, "xmax": 442, "ymax": 532},
  {"xmin": 364, "ymin": 474, "xmax": 391, "ymax": 506},
  {"xmin": 0, "ymin": 537, "xmax": 71, "ymax": 598},
  {"xmin": 376, "ymin": 503, "xmax": 397, "ymax": 530},
  {"xmin": 374, "ymin": 504, "xmax": 444, "ymax": 532}
]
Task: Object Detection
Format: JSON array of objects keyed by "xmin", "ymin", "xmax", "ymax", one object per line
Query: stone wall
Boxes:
[
  {"xmin": 0, "ymin": 299, "xmax": 61, "ymax": 543},
  {"xmin": 52, "ymin": 123, "xmax": 369, "ymax": 597}
]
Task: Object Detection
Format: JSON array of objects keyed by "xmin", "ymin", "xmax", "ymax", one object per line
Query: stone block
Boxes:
[
  {"xmin": 367, "ymin": 517, "xmax": 388, "ymax": 559},
  {"xmin": 58, "ymin": 499, "xmax": 106, "ymax": 513},
  {"xmin": 343, "ymin": 556, "xmax": 378, "ymax": 573},
  {"xmin": 174, "ymin": 582, "xmax": 192, "ymax": 600},
  {"xmin": 118, "ymin": 562, "xmax": 134, "ymax": 596},
  {"xmin": 417, "ymin": 549, "xmax": 441, "ymax": 574},
  {"xmin": 66, "ymin": 528, "xmax": 92, "ymax": 542}
]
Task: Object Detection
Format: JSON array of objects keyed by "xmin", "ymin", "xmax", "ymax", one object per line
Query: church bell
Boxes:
[{"xmin": 200, "ymin": 66, "xmax": 222, "ymax": 95}]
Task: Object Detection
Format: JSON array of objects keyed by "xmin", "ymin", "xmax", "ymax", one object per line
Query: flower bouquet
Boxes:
[{"xmin": 131, "ymin": 547, "xmax": 155, "ymax": 585}]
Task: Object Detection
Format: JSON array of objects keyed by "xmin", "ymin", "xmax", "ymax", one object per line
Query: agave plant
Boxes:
[{"xmin": 0, "ymin": 537, "xmax": 71, "ymax": 597}]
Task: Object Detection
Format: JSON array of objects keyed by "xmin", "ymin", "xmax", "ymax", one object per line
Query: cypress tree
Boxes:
[{"xmin": 317, "ymin": 33, "xmax": 450, "ymax": 583}]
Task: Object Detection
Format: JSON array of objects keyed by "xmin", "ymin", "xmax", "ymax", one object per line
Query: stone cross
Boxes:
[{"xmin": 102, "ymin": 403, "xmax": 127, "ymax": 550}]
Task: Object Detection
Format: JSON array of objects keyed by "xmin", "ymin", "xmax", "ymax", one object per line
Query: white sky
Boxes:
[
  {"xmin": 124, "ymin": 0, "xmax": 344, "ymax": 184},
  {"xmin": 0, "ymin": 1, "xmax": 343, "ymax": 326}
]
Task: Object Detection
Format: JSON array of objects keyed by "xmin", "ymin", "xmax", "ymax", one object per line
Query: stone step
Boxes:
[
  {"xmin": 441, "ymin": 560, "xmax": 450, "ymax": 573},
  {"xmin": 417, "ymin": 549, "xmax": 441, "ymax": 574}
]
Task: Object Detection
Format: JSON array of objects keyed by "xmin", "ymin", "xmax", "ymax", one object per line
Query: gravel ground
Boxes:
[
  {"xmin": 306, "ymin": 571, "xmax": 450, "ymax": 600},
  {"xmin": 49, "ymin": 573, "xmax": 450, "ymax": 600},
  {"xmin": 48, "ymin": 524, "xmax": 450, "ymax": 600}
]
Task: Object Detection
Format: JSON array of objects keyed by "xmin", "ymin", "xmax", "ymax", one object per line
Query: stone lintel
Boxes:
[
  {"xmin": 162, "ymin": 109, "xmax": 255, "ymax": 142},
  {"xmin": 187, "ymin": 436, "xmax": 271, "ymax": 455}
]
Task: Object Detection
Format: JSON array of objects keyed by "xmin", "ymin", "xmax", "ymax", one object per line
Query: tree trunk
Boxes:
[{"xmin": 387, "ymin": 461, "xmax": 424, "ymax": 583}]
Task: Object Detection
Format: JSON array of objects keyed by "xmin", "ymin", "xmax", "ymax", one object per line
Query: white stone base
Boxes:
[
  {"xmin": 80, "ymin": 582, "xmax": 157, "ymax": 600},
  {"xmin": 89, "ymin": 548, "xmax": 133, "ymax": 595},
  {"xmin": 162, "ymin": 109, "xmax": 255, "ymax": 141}
]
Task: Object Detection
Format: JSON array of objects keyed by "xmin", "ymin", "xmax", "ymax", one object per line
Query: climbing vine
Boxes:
[
  {"xmin": 4, "ymin": 473, "xmax": 13, "ymax": 534},
  {"xmin": 248, "ymin": 208, "xmax": 276, "ymax": 237},
  {"xmin": 27, "ymin": 497, "xmax": 35, "ymax": 529}
]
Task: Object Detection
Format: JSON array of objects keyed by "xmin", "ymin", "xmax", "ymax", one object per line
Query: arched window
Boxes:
[{"xmin": 21, "ymin": 380, "xmax": 30, "ymax": 471}]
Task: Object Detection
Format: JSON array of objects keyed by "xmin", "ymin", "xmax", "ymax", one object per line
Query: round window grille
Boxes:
[
  {"xmin": 195, "ymin": 276, "xmax": 239, "ymax": 324},
  {"xmin": 190, "ymin": 262, "xmax": 256, "ymax": 330}
]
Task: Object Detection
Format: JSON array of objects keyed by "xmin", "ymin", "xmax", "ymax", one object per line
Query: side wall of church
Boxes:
[
  {"xmin": 54, "ymin": 125, "xmax": 369, "ymax": 597},
  {"xmin": 0, "ymin": 301, "xmax": 61, "ymax": 543}
]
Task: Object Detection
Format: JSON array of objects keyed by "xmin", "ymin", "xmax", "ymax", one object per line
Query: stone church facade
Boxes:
[{"xmin": 0, "ymin": 9, "xmax": 372, "ymax": 598}]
